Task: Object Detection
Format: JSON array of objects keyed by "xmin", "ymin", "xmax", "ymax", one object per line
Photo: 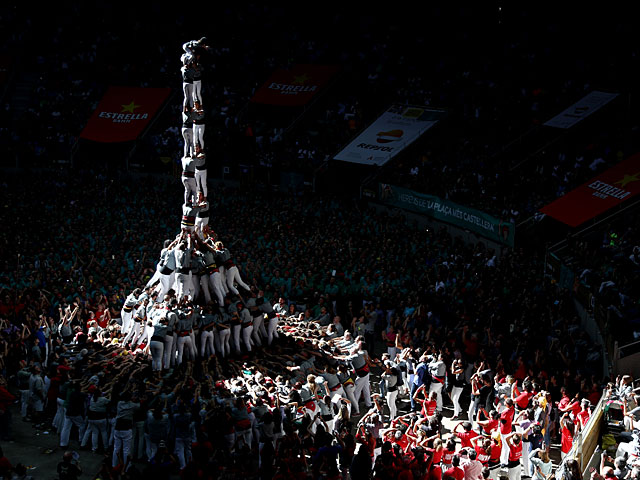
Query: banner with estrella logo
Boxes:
[
  {"xmin": 540, "ymin": 153, "xmax": 640, "ymax": 227},
  {"xmin": 379, "ymin": 184, "xmax": 515, "ymax": 247},
  {"xmin": 334, "ymin": 105, "xmax": 445, "ymax": 166},
  {"xmin": 251, "ymin": 64, "xmax": 339, "ymax": 107},
  {"xmin": 80, "ymin": 86, "xmax": 171, "ymax": 142}
]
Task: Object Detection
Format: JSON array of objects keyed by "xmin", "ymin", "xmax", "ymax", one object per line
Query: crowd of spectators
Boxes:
[
  {"xmin": 559, "ymin": 210, "xmax": 640, "ymax": 343},
  {"xmin": 1, "ymin": 5, "xmax": 639, "ymax": 480},
  {"xmin": 0, "ymin": 170, "xmax": 623, "ymax": 479}
]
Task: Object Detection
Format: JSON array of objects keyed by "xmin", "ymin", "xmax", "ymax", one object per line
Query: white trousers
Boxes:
[
  {"xmin": 195, "ymin": 216, "xmax": 209, "ymax": 238},
  {"xmin": 150, "ymin": 340, "xmax": 164, "ymax": 371},
  {"xmin": 182, "ymin": 127, "xmax": 194, "ymax": 157},
  {"xmin": 158, "ymin": 272, "xmax": 175, "ymax": 298},
  {"xmin": 200, "ymin": 330, "xmax": 215, "ymax": 357},
  {"xmin": 176, "ymin": 271, "xmax": 194, "ymax": 301},
  {"xmin": 386, "ymin": 389, "xmax": 398, "ymax": 420},
  {"xmin": 521, "ymin": 440, "xmax": 531, "ymax": 475},
  {"xmin": 121, "ymin": 309, "xmax": 134, "ymax": 335},
  {"xmin": 241, "ymin": 325, "xmax": 253, "ymax": 352},
  {"xmin": 192, "ymin": 274, "xmax": 201, "ymax": 300},
  {"xmin": 53, "ymin": 398, "xmax": 65, "ymax": 432},
  {"xmin": 182, "ymin": 177, "xmax": 197, "ymax": 205},
  {"xmin": 123, "ymin": 321, "xmax": 140, "ymax": 346},
  {"xmin": 176, "ymin": 335, "xmax": 194, "ymax": 364},
  {"xmin": 182, "ymin": 83, "xmax": 194, "ymax": 110},
  {"xmin": 231, "ymin": 325, "xmax": 242, "ymax": 353},
  {"xmin": 195, "ymin": 169, "xmax": 207, "ymax": 198},
  {"xmin": 343, "ymin": 384, "xmax": 359, "ymax": 414},
  {"xmin": 226, "ymin": 265, "xmax": 250, "ymax": 294},
  {"xmin": 112, "ymin": 429, "xmax": 132, "ymax": 467},
  {"xmin": 218, "ymin": 266, "xmax": 229, "ymax": 294},
  {"xmin": 216, "ymin": 328, "xmax": 231, "ymax": 358},
  {"xmin": 266, "ymin": 316, "xmax": 279, "ymax": 345},
  {"xmin": 135, "ymin": 323, "xmax": 153, "ymax": 348},
  {"xmin": 20, "ymin": 389, "xmax": 30, "ymax": 418},
  {"xmin": 354, "ymin": 374, "xmax": 372, "ymax": 410},
  {"xmin": 451, "ymin": 386, "xmax": 464, "ymax": 417},
  {"xmin": 163, "ymin": 335, "xmax": 175, "ymax": 369},
  {"xmin": 508, "ymin": 463, "xmax": 521, "ymax": 480},
  {"xmin": 82, "ymin": 418, "xmax": 108, "ymax": 452},
  {"xmin": 252, "ymin": 316, "xmax": 263, "ymax": 347},
  {"xmin": 429, "ymin": 381, "xmax": 444, "ymax": 412},
  {"xmin": 208, "ymin": 272, "xmax": 226, "ymax": 305},
  {"xmin": 193, "ymin": 80, "xmax": 202, "ymax": 105},
  {"xmin": 193, "ymin": 124, "xmax": 205, "ymax": 149},
  {"xmin": 60, "ymin": 414, "xmax": 86, "ymax": 447},
  {"xmin": 146, "ymin": 266, "xmax": 162, "ymax": 288},
  {"xmin": 199, "ymin": 274, "xmax": 212, "ymax": 304}
]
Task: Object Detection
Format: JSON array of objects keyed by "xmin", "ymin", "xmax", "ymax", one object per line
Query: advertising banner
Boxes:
[
  {"xmin": 540, "ymin": 153, "xmax": 640, "ymax": 227},
  {"xmin": 379, "ymin": 184, "xmax": 515, "ymax": 246},
  {"xmin": 544, "ymin": 91, "xmax": 618, "ymax": 129},
  {"xmin": 334, "ymin": 105, "xmax": 445, "ymax": 166},
  {"xmin": 251, "ymin": 64, "xmax": 338, "ymax": 106},
  {"xmin": 80, "ymin": 86, "xmax": 171, "ymax": 142}
]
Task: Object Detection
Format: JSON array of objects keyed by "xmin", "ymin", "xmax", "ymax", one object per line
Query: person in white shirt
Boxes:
[{"xmin": 428, "ymin": 353, "xmax": 446, "ymax": 412}]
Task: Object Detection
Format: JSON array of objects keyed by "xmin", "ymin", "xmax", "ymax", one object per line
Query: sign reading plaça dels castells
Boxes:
[{"xmin": 379, "ymin": 184, "xmax": 515, "ymax": 247}]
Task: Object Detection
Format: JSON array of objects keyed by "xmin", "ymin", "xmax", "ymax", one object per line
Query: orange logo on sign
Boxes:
[{"xmin": 376, "ymin": 130, "xmax": 403, "ymax": 143}]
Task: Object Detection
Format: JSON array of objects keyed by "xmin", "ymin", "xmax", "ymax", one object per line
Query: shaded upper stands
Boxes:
[{"xmin": 2, "ymin": 5, "xmax": 638, "ymax": 223}]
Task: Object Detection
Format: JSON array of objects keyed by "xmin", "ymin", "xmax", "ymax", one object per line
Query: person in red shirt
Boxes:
[
  {"xmin": 560, "ymin": 412, "xmax": 575, "ymax": 459},
  {"xmin": 441, "ymin": 439, "xmax": 457, "ymax": 471},
  {"xmin": 420, "ymin": 392, "xmax": 438, "ymax": 418},
  {"xmin": 444, "ymin": 455, "xmax": 465, "ymax": 480},
  {"xmin": 576, "ymin": 399, "xmax": 591, "ymax": 430},
  {"xmin": 512, "ymin": 381, "xmax": 534, "ymax": 411},
  {"xmin": 499, "ymin": 399, "xmax": 515, "ymax": 465},
  {"xmin": 500, "ymin": 399, "xmax": 515, "ymax": 434},
  {"xmin": 487, "ymin": 436, "xmax": 502, "ymax": 477},
  {"xmin": 471, "ymin": 437, "xmax": 492, "ymax": 467},
  {"xmin": 453, "ymin": 422, "xmax": 478, "ymax": 449},
  {"xmin": 382, "ymin": 427, "xmax": 410, "ymax": 453},
  {"xmin": 505, "ymin": 433, "xmax": 523, "ymax": 480},
  {"xmin": 424, "ymin": 438, "xmax": 444, "ymax": 480},
  {"xmin": 587, "ymin": 384, "xmax": 601, "ymax": 406},
  {"xmin": 476, "ymin": 408, "xmax": 500, "ymax": 435},
  {"xmin": 558, "ymin": 392, "xmax": 581, "ymax": 419},
  {"xmin": 413, "ymin": 385, "xmax": 438, "ymax": 417}
]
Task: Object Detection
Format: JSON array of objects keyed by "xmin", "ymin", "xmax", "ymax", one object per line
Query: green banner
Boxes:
[{"xmin": 379, "ymin": 184, "xmax": 515, "ymax": 247}]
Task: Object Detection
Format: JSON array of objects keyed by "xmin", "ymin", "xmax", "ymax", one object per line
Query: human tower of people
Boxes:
[{"xmin": 115, "ymin": 37, "xmax": 268, "ymax": 371}]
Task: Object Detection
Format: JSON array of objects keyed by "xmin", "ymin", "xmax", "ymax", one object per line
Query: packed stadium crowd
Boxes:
[
  {"xmin": 1, "ymin": 4, "xmax": 640, "ymax": 480},
  {"xmin": 0, "ymin": 161, "xmax": 631, "ymax": 479}
]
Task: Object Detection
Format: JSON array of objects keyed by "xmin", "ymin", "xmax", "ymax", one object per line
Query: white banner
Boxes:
[
  {"xmin": 544, "ymin": 91, "xmax": 618, "ymax": 129},
  {"xmin": 333, "ymin": 105, "xmax": 445, "ymax": 166}
]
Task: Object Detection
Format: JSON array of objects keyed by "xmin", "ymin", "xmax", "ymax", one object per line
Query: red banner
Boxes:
[
  {"xmin": 80, "ymin": 86, "xmax": 171, "ymax": 142},
  {"xmin": 251, "ymin": 64, "xmax": 338, "ymax": 106},
  {"xmin": 540, "ymin": 153, "xmax": 640, "ymax": 227}
]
